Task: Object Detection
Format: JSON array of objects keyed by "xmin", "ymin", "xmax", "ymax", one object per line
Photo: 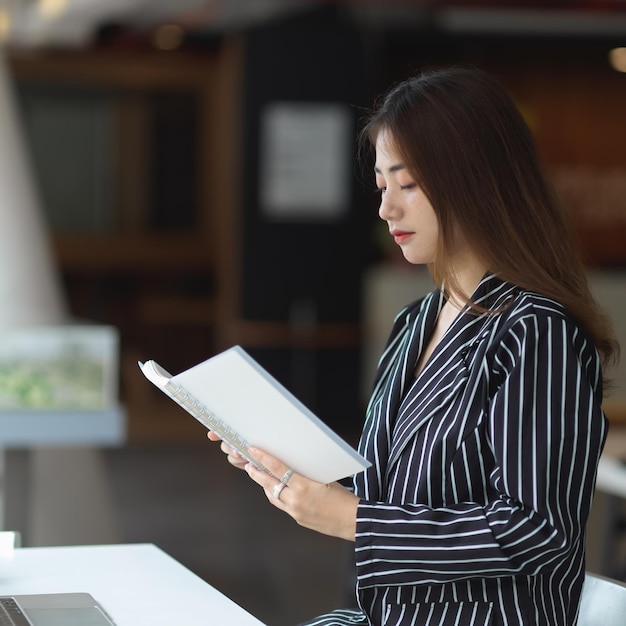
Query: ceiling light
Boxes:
[
  {"xmin": 37, "ymin": 0, "xmax": 67, "ymax": 20},
  {"xmin": 608, "ymin": 47, "xmax": 626, "ymax": 73},
  {"xmin": 0, "ymin": 10, "xmax": 10, "ymax": 42}
]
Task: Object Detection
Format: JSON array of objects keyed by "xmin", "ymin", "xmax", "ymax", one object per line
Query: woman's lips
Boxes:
[{"xmin": 390, "ymin": 229, "xmax": 413, "ymax": 245}]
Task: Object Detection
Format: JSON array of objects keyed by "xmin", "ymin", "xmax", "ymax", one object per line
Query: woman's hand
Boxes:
[
  {"xmin": 206, "ymin": 433, "xmax": 359, "ymax": 541},
  {"xmin": 206, "ymin": 431, "xmax": 248, "ymax": 470},
  {"xmin": 243, "ymin": 446, "xmax": 359, "ymax": 542}
]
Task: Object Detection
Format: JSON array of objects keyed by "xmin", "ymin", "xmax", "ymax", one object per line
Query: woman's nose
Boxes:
[{"xmin": 378, "ymin": 191, "xmax": 397, "ymax": 221}]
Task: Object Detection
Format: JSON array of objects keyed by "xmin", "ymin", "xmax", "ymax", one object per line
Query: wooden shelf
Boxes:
[
  {"xmin": 576, "ymin": 227, "xmax": 626, "ymax": 267},
  {"xmin": 136, "ymin": 294, "xmax": 216, "ymax": 326},
  {"xmin": 52, "ymin": 233, "xmax": 213, "ymax": 273},
  {"xmin": 9, "ymin": 49, "xmax": 216, "ymax": 91}
]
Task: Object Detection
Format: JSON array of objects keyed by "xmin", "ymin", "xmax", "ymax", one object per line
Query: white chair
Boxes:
[{"xmin": 578, "ymin": 572, "xmax": 626, "ymax": 625}]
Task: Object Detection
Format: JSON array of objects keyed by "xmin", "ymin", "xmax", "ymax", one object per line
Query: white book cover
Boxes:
[{"xmin": 139, "ymin": 345, "xmax": 370, "ymax": 484}]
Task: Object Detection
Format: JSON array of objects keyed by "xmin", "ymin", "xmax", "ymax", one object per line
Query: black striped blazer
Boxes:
[{"xmin": 304, "ymin": 274, "xmax": 607, "ymax": 626}]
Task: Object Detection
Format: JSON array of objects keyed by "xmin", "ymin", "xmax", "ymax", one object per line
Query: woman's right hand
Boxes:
[{"xmin": 206, "ymin": 431, "xmax": 248, "ymax": 470}]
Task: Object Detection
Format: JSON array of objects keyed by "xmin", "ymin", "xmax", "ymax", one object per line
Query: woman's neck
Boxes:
[{"xmin": 446, "ymin": 252, "xmax": 488, "ymax": 308}]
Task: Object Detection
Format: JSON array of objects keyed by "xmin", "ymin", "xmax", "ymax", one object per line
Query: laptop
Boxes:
[{"xmin": 0, "ymin": 593, "xmax": 116, "ymax": 625}]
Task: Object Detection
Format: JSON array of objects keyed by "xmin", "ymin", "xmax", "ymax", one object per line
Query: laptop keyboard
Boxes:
[{"xmin": 0, "ymin": 598, "xmax": 32, "ymax": 626}]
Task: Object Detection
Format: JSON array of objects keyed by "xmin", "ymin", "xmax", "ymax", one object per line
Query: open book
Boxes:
[{"xmin": 138, "ymin": 345, "xmax": 370, "ymax": 484}]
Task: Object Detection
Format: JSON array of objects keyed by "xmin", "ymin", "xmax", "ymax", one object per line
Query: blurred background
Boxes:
[{"xmin": 0, "ymin": 1, "xmax": 624, "ymax": 624}]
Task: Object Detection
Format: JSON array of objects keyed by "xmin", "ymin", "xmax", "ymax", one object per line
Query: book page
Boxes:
[{"xmin": 169, "ymin": 346, "xmax": 369, "ymax": 483}]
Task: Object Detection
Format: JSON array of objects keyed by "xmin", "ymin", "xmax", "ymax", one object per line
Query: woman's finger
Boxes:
[
  {"xmin": 246, "ymin": 447, "xmax": 291, "ymax": 480},
  {"xmin": 244, "ymin": 447, "xmax": 301, "ymax": 509},
  {"xmin": 205, "ymin": 431, "xmax": 247, "ymax": 469}
]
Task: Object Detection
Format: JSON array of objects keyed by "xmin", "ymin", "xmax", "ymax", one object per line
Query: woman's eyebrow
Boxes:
[{"xmin": 374, "ymin": 163, "xmax": 406, "ymax": 174}]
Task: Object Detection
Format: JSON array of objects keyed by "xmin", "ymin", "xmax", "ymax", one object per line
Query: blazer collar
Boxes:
[
  {"xmin": 393, "ymin": 273, "xmax": 516, "ymax": 407},
  {"xmin": 385, "ymin": 273, "xmax": 519, "ymax": 473}
]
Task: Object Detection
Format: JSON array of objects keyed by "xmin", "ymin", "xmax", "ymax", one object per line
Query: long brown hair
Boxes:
[{"xmin": 361, "ymin": 66, "xmax": 618, "ymax": 372}]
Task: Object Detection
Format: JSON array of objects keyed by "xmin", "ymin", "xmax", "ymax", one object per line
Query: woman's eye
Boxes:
[
  {"xmin": 375, "ymin": 187, "xmax": 386, "ymax": 195},
  {"xmin": 401, "ymin": 183, "xmax": 417, "ymax": 190}
]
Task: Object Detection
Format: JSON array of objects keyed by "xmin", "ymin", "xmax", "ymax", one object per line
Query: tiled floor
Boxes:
[{"xmin": 101, "ymin": 443, "xmax": 357, "ymax": 626}]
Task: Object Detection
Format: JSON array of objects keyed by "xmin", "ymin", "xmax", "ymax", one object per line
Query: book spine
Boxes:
[{"xmin": 164, "ymin": 381, "xmax": 271, "ymax": 475}]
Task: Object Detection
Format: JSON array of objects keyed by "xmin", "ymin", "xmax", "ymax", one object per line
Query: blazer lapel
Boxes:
[
  {"xmin": 386, "ymin": 313, "xmax": 477, "ymax": 471},
  {"xmin": 386, "ymin": 274, "xmax": 519, "ymax": 473},
  {"xmin": 367, "ymin": 289, "xmax": 444, "ymax": 422},
  {"xmin": 357, "ymin": 289, "xmax": 443, "ymax": 500}
]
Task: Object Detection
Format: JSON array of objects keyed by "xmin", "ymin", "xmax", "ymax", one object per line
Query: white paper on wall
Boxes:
[{"xmin": 259, "ymin": 101, "xmax": 352, "ymax": 221}]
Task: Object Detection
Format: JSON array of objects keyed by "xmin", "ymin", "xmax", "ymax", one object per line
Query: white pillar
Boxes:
[
  {"xmin": 0, "ymin": 48, "xmax": 120, "ymax": 546},
  {"xmin": 0, "ymin": 49, "xmax": 66, "ymax": 325}
]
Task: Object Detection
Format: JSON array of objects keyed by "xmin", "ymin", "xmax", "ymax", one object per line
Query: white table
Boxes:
[{"xmin": 0, "ymin": 543, "xmax": 265, "ymax": 626}]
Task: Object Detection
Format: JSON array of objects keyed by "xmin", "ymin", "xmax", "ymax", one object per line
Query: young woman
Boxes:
[{"xmin": 208, "ymin": 66, "xmax": 618, "ymax": 625}]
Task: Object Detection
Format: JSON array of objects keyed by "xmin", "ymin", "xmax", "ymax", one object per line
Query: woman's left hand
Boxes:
[{"xmin": 244, "ymin": 446, "xmax": 359, "ymax": 542}]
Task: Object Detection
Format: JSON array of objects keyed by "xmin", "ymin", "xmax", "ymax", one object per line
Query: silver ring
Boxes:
[
  {"xmin": 272, "ymin": 481, "xmax": 287, "ymax": 501},
  {"xmin": 281, "ymin": 469, "xmax": 294, "ymax": 485}
]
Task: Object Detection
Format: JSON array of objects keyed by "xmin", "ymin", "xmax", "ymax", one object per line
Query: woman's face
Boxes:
[{"xmin": 374, "ymin": 131, "xmax": 440, "ymax": 265}]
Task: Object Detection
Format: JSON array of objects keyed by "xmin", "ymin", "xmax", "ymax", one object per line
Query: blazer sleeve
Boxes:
[{"xmin": 355, "ymin": 309, "xmax": 608, "ymax": 588}]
